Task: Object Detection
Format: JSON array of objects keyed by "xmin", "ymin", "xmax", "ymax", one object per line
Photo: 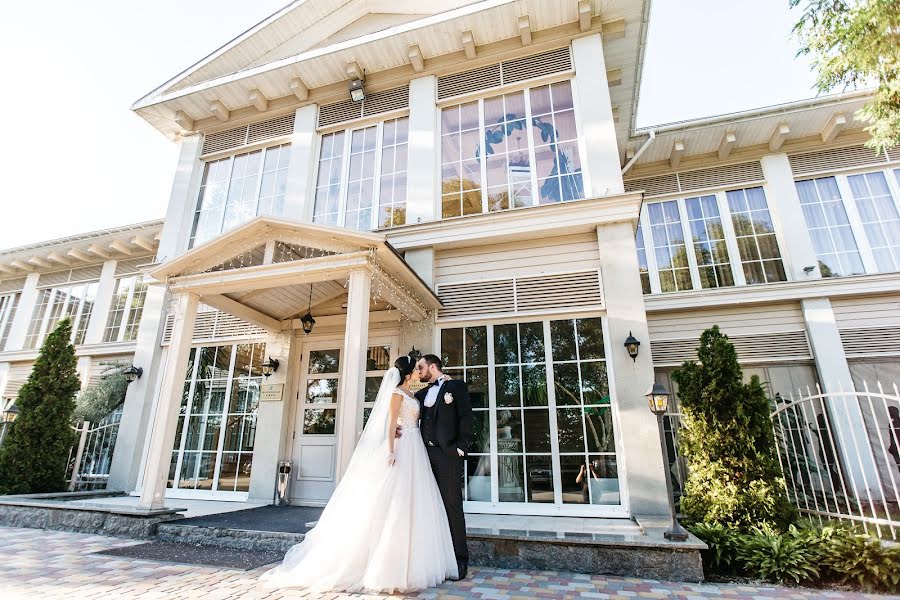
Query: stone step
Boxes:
[{"xmin": 156, "ymin": 522, "xmax": 305, "ymax": 553}]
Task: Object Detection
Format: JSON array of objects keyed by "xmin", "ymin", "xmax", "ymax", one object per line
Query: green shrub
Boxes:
[
  {"xmin": 818, "ymin": 525, "xmax": 900, "ymax": 592},
  {"xmin": 672, "ymin": 326, "xmax": 796, "ymax": 530},
  {"xmin": 688, "ymin": 522, "xmax": 741, "ymax": 573},
  {"xmin": 73, "ymin": 361, "xmax": 128, "ymax": 423},
  {"xmin": 735, "ymin": 523, "xmax": 820, "ymax": 584}
]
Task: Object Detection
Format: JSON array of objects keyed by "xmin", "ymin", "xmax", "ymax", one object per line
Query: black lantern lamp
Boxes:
[
  {"xmin": 408, "ymin": 346, "xmax": 422, "ymax": 361},
  {"xmin": 624, "ymin": 332, "xmax": 641, "ymax": 362},
  {"xmin": 1, "ymin": 402, "xmax": 20, "ymax": 423},
  {"xmin": 349, "ymin": 78, "xmax": 366, "ymax": 102},
  {"xmin": 261, "ymin": 357, "xmax": 280, "ymax": 377},
  {"xmin": 123, "ymin": 365, "xmax": 143, "ymax": 384},
  {"xmin": 645, "ymin": 382, "xmax": 689, "ymax": 542},
  {"xmin": 301, "ymin": 284, "xmax": 316, "ymax": 335}
]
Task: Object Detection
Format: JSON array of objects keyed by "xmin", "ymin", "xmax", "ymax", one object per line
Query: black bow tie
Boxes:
[{"xmin": 429, "ymin": 379, "xmax": 443, "ymax": 387}]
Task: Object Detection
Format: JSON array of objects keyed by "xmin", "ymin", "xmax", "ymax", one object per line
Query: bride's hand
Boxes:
[{"xmin": 387, "ymin": 452, "xmax": 396, "ymax": 467}]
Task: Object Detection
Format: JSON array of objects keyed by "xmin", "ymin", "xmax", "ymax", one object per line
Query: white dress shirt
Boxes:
[{"xmin": 423, "ymin": 375, "xmax": 448, "ymax": 408}]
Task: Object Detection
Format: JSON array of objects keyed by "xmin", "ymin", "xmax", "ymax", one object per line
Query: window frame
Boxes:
[
  {"xmin": 437, "ymin": 76, "xmax": 588, "ymax": 219},
  {"xmin": 795, "ymin": 165, "xmax": 900, "ymax": 277},
  {"xmin": 0, "ymin": 293, "xmax": 18, "ymax": 351},
  {"xmin": 24, "ymin": 281, "xmax": 99, "ymax": 349},
  {"xmin": 103, "ymin": 274, "xmax": 149, "ymax": 343},
  {"xmin": 311, "ymin": 116, "xmax": 409, "ymax": 231},
  {"xmin": 638, "ymin": 185, "xmax": 788, "ymax": 294}
]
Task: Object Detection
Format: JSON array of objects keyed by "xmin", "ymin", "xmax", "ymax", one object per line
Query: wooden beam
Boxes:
[
  {"xmin": 625, "ymin": 147, "xmax": 636, "ymax": 161},
  {"xmin": 461, "ymin": 30, "xmax": 476, "ymax": 59},
  {"xmin": 0, "ymin": 264, "xmax": 16, "ymax": 275},
  {"xmin": 9, "ymin": 260, "xmax": 33, "ymax": 272},
  {"xmin": 27, "ymin": 256, "xmax": 52, "ymax": 269},
  {"xmin": 46, "ymin": 252, "xmax": 71, "ymax": 266},
  {"xmin": 67, "ymin": 248, "xmax": 92, "ymax": 262},
  {"xmin": 611, "ymin": 106, "xmax": 619, "ymax": 123},
  {"xmin": 249, "ymin": 88, "xmax": 269, "ymax": 112},
  {"xmin": 87, "ymin": 243, "xmax": 111, "ymax": 259},
  {"xmin": 601, "ymin": 17, "xmax": 626, "ymax": 39},
  {"xmin": 407, "ymin": 44, "xmax": 424, "ymax": 72},
  {"xmin": 173, "ymin": 110, "xmax": 194, "ymax": 131},
  {"xmin": 518, "ymin": 15, "xmax": 532, "ymax": 45},
  {"xmin": 131, "ymin": 236, "xmax": 156, "ymax": 252},
  {"xmin": 290, "ymin": 77, "xmax": 309, "ymax": 101},
  {"xmin": 768, "ymin": 123, "xmax": 790, "ymax": 151},
  {"xmin": 606, "ymin": 67, "xmax": 622, "ymax": 87},
  {"xmin": 669, "ymin": 140, "xmax": 685, "ymax": 169},
  {"xmin": 209, "ymin": 100, "xmax": 230, "ymax": 122},
  {"xmin": 109, "ymin": 240, "xmax": 134, "ymax": 255},
  {"xmin": 718, "ymin": 131, "xmax": 736, "ymax": 160},
  {"xmin": 346, "ymin": 61, "xmax": 364, "ymax": 81},
  {"xmin": 821, "ymin": 112, "xmax": 847, "ymax": 144},
  {"xmin": 578, "ymin": 0, "xmax": 592, "ymax": 31},
  {"xmin": 201, "ymin": 293, "xmax": 283, "ymax": 332}
]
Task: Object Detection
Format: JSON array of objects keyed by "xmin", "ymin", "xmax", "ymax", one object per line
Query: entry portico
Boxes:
[{"xmin": 137, "ymin": 216, "xmax": 440, "ymax": 510}]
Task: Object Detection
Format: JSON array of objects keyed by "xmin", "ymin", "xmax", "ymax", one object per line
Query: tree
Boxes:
[
  {"xmin": 672, "ymin": 326, "xmax": 796, "ymax": 530},
  {"xmin": 791, "ymin": 0, "xmax": 900, "ymax": 152},
  {"xmin": 73, "ymin": 361, "xmax": 129, "ymax": 424},
  {"xmin": 0, "ymin": 318, "xmax": 81, "ymax": 494}
]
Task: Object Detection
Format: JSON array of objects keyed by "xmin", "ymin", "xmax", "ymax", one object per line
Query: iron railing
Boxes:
[{"xmin": 65, "ymin": 407, "xmax": 122, "ymax": 491}]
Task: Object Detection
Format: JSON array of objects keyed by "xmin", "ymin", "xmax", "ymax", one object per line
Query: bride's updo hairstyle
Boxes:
[{"xmin": 394, "ymin": 355, "xmax": 415, "ymax": 381}]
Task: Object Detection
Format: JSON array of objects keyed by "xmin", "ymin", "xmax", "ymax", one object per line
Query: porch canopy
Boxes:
[{"xmin": 137, "ymin": 217, "xmax": 441, "ymax": 510}]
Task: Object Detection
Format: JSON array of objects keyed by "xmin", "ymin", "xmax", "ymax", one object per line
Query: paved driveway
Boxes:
[{"xmin": 0, "ymin": 527, "xmax": 890, "ymax": 599}]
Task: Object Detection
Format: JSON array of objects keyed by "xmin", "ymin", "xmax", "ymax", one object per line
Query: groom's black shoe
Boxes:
[{"xmin": 453, "ymin": 561, "xmax": 468, "ymax": 581}]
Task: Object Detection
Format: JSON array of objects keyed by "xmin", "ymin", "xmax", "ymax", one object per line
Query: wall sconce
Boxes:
[
  {"xmin": 408, "ymin": 346, "xmax": 422, "ymax": 361},
  {"xmin": 349, "ymin": 78, "xmax": 365, "ymax": 102},
  {"xmin": 261, "ymin": 357, "xmax": 280, "ymax": 377},
  {"xmin": 624, "ymin": 331, "xmax": 641, "ymax": 362},
  {"xmin": 123, "ymin": 365, "xmax": 143, "ymax": 384}
]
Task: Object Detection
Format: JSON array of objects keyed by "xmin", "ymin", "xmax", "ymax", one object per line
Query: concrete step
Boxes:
[{"xmin": 156, "ymin": 522, "xmax": 305, "ymax": 553}]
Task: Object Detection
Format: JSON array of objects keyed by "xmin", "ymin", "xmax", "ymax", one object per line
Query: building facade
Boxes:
[{"xmin": 2, "ymin": 0, "xmax": 899, "ymax": 520}]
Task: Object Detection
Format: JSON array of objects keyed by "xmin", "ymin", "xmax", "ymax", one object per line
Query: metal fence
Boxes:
[
  {"xmin": 663, "ymin": 382, "xmax": 900, "ymax": 540},
  {"xmin": 65, "ymin": 407, "xmax": 122, "ymax": 491}
]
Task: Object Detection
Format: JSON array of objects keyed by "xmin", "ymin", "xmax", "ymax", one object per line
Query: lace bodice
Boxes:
[{"xmin": 395, "ymin": 389, "xmax": 420, "ymax": 429}]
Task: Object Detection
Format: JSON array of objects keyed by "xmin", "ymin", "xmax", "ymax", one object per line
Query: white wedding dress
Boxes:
[{"xmin": 260, "ymin": 368, "xmax": 458, "ymax": 593}]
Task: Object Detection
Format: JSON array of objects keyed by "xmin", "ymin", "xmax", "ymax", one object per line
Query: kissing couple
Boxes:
[{"xmin": 261, "ymin": 353, "xmax": 473, "ymax": 594}]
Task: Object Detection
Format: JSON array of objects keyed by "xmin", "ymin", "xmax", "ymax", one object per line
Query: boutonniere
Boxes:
[{"xmin": 444, "ymin": 392, "xmax": 454, "ymax": 405}]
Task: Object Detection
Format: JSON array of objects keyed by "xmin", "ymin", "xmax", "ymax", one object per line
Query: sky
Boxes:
[{"xmin": 0, "ymin": 0, "xmax": 823, "ymax": 250}]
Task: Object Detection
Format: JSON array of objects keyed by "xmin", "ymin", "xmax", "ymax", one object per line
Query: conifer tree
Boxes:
[
  {"xmin": 672, "ymin": 326, "xmax": 796, "ymax": 529},
  {"xmin": 0, "ymin": 318, "xmax": 81, "ymax": 494}
]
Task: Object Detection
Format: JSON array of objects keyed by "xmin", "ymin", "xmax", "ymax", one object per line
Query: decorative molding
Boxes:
[
  {"xmin": 717, "ymin": 131, "xmax": 736, "ymax": 160},
  {"xmin": 768, "ymin": 122, "xmax": 790, "ymax": 151}
]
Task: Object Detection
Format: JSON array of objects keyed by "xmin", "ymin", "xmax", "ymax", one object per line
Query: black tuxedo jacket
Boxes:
[{"xmin": 415, "ymin": 377, "xmax": 474, "ymax": 458}]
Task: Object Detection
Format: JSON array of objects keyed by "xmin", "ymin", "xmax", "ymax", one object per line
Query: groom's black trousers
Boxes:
[{"xmin": 426, "ymin": 446, "xmax": 468, "ymax": 568}]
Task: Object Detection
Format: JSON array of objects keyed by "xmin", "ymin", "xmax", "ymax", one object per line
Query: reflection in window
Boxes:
[
  {"xmin": 685, "ymin": 195, "xmax": 734, "ymax": 289},
  {"xmin": 379, "ymin": 119, "xmax": 409, "ymax": 228},
  {"xmin": 726, "ymin": 187, "xmax": 786, "ymax": 284},
  {"xmin": 103, "ymin": 275, "xmax": 149, "ymax": 342},
  {"xmin": 191, "ymin": 144, "xmax": 291, "ymax": 247},
  {"xmin": 648, "ymin": 201, "xmax": 693, "ymax": 292},
  {"xmin": 344, "ymin": 126, "xmax": 377, "ymax": 231},
  {"xmin": 24, "ymin": 282, "xmax": 99, "ymax": 349},
  {"xmin": 312, "ymin": 132, "xmax": 345, "ymax": 226},
  {"xmin": 440, "ymin": 81, "xmax": 583, "ymax": 219},
  {"xmin": 635, "ymin": 224, "xmax": 651, "ymax": 294},
  {"xmin": 0, "ymin": 293, "xmax": 17, "ymax": 350},
  {"xmin": 796, "ymin": 177, "xmax": 864, "ymax": 277},
  {"xmin": 847, "ymin": 171, "xmax": 900, "ymax": 272}
]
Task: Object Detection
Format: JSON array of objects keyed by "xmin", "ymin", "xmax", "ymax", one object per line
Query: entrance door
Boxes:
[{"xmin": 290, "ymin": 337, "xmax": 397, "ymax": 505}]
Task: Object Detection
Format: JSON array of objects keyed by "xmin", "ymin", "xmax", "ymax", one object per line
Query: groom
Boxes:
[{"xmin": 415, "ymin": 354, "xmax": 473, "ymax": 580}]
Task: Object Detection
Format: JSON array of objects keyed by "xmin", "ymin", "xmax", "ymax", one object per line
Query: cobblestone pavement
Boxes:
[{"xmin": 1, "ymin": 527, "xmax": 893, "ymax": 600}]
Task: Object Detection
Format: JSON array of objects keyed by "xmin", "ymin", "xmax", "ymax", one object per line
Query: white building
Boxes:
[{"xmin": 1, "ymin": 0, "xmax": 898, "ymax": 522}]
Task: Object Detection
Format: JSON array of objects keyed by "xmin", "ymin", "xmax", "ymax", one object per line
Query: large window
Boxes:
[
  {"xmin": 0, "ymin": 294, "xmax": 18, "ymax": 351},
  {"xmin": 312, "ymin": 117, "xmax": 409, "ymax": 230},
  {"xmin": 190, "ymin": 144, "xmax": 292, "ymax": 247},
  {"xmin": 638, "ymin": 186, "xmax": 787, "ymax": 294},
  {"xmin": 168, "ymin": 343, "xmax": 265, "ymax": 494},
  {"xmin": 103, "ymin": 275, "xmax": 148, "ymax": 343},
  {"xmin": 24, "ymin": 282, "xmax": 99, "ymax": 349},
  {"xmin": 440, "ymin": 81, "xmax": 584, "ymax": 219},
  {"xmin": 441, "ymin": 317, "xmax": 620, "ymax": 513},
  {"xmin": 796, "ymin": 168, "xmax": 900, "ymax": 277}
]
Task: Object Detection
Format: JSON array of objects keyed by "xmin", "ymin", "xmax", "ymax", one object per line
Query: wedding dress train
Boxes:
[{"xmin": 260, "ymin": 369, "xmax": 458, "ymax": 593}]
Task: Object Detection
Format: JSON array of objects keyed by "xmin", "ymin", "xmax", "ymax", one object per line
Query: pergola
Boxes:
[{"xmin": 136, "ymin": 217, "xmax": 440, "ymax": 510}]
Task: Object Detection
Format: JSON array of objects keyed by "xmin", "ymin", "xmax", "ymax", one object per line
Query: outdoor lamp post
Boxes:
[
  {"xmin": 646, "ymin": 382, "xmax": 690, "ymax": 542},
  {"xmin": 0, "ymin": 402, "xmax": 20, "ymax": 447},
  {"xmin": 261, "ymin": 357, "xmax": 280, "ymax": 378},
  {"xmin": 123, "ymin": 365, "xmax": 143, "ymax": 384}
]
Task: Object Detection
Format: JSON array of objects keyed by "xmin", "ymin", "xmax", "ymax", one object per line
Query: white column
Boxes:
[
  {"xmin": 283, "ymin": 104, "xmax": 320, "ymax": 222},
  {"xmin": 760, "ymin": 154, "xmax": 821, "ymax": 280},
  {"xmin": 248, "ymin": 330, "xmax": 294, "ymax": 502},
  {"xmin": 572, "ymin": 34, "xmax": 624, "ymax": 197},
  {"xmin": 82, "ymin": 260, "xmax": 118, "ymax": 345},
  {"xmin": 596, "ymin": 220, "xmax": 670, "ymax": 517},
  {"xmin": 156, "ymin": 134, "xmax": 204, "ymax": 263},
  {"xmin": 335, "ymin": 270, "xmax": 371, "ymax": 479},
  {"xmin": 801, "ymin": 297, "xmax": 881, "ymax": 497},
  {"xmin": 107, "ymin": 283, "xmax": 170, "ymax": 491},
  {"xmin": 406, "ymin": 76, "xmax": 438, "ymax": 224},
  {"xmin": 137, "ymin": 292, "xmax": 199, "ymax": 510},
  {"xmin": 5, "ymin": 273, "xmax": 41, "ymax": 351}
]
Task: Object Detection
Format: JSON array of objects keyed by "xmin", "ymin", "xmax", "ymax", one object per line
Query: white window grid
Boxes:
[
  {"xmin": 312, "ymin": 117, "xmax": 410, "ymax": 231},
  {"xmin": 639, "ymin": 186, "xmax": 787, "ymax": 294},
  {"xmin": 103, "ymin": 275, "xmax": 148, "ymax": 343},
  {"xmin": 24, "ymin": 282, "xmax": 99, "ymax": 349},
  {"xmin": 440, "ymin": 80, "xmax": 585, "ymax": 219},
  {"xmin": 190, "ymin": 143, "xmax": 291, "ymax": 248},
  {"xmin": 795, "ymin": 176, "xmax": 866, "ymax": 277},
  {"xmin": 847, "ymin": 171, "xmax": 900, "ymax": 273},
  {"xmin": 0, "ymin": 293, "xmax": 18, "ymax": 351}
]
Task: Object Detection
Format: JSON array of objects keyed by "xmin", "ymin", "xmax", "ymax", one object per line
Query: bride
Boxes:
[{"xmin": 260, "ymin": 355, "xmax": 458, "ymax": 593}]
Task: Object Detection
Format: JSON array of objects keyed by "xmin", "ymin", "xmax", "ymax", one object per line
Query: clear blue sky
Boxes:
[{"xmin": 0, "ymin": 0, "xmax": 822, "ymax": 250}]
